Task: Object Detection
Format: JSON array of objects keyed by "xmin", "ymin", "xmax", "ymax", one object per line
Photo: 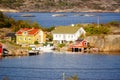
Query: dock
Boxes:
[{"xmin": 28, "ymin": 50, "xmax": 40, "ymax": 55}]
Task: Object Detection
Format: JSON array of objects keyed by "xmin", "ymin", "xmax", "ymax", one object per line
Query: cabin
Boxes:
[
  {"xmin": 0, "ymin": 44, "xmax": 2, "ymax": 55},
  {"xmin": 69, "ymin": 39, "xmax": 89, "ymax": 52},
  {"xmin": 52, "ymin": 25, "xmax": 86, "ymax": 44}
]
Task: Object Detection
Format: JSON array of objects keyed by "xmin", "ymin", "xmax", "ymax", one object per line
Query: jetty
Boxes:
[{"xmin": 28, "ymin": 50, "xmax": 40, "ymax": 55}]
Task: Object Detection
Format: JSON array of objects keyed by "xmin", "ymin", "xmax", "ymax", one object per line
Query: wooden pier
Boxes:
[{"xmin": 28, "ymin": 50, "xmax": 40, "ymax": 55}]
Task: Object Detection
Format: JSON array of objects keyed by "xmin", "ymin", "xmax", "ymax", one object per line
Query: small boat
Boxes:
[
  {"xmin": 39, "ymin": 44, "xmax": 55, "ymax": 52},
  {"xmin": 52, "ymin": 14, "xmax": 66, "ymax": 17},
  {"xmin": 21, "ymin": 14, "xmax": 35, "ymax": 17},
  {"xmin": 83, "ymin": 14, "xmax": 94, "ymax": 17}
]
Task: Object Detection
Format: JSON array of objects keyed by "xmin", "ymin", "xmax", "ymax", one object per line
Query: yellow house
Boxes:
[{"xmin": 16, "ymin": 28, "xmax": 46, "ymax": 45}]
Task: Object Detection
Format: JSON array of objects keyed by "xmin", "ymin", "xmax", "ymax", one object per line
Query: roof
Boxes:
[
  {"xmin": 52, "ymin": 26, "xmax": 81, "ymax": 34},
  {"xmin": 16, "ymin": 28, "xmax": 40, "ymax": 35}
]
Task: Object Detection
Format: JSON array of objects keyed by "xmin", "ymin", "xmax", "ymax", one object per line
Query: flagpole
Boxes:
[{"xmin": 97, "ymin": 16, "xmax": 100, "ymax": 28}]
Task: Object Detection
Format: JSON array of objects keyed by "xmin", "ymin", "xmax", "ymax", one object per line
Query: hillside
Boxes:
[{"xmin": 0, "ymin": 0, "xmax": 120, "ymax": 12}]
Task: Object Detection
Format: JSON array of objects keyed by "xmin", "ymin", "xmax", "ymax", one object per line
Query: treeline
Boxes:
[
  {"xmin": 0, "ymin": 0, "xmax": 24, "ymax": 9},
  {"xmin": 83, "ymin": 21, "xmax": 120, "ymax": 36},
  {"xmin": 0, "ymin": 11, "xmax": 55, "ymax": 32}
]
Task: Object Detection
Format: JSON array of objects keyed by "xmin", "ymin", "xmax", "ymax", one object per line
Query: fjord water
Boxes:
[
  {"xmin": 5, "ymin": 12, "xmax": 120, "ymax": 27},
  {"xmin": 0, "ymin": 53, "xmax": 120, "ymax": 80}
]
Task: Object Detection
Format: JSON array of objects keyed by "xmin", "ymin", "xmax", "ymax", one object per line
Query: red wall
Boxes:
[{"xmin": 0, "ymin": 45, "xmax": 2, "ymax": 54}]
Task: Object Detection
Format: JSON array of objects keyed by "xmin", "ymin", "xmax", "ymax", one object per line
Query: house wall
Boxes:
[
  {"xmin": 16, "ymin": 35, "xmax": 35, "ymax": 44},
  {"xmin": 53, "ymin": 34, "xmax": 76, "ymax": 41},
  {"xmin": 43, "ymin": 32, "xmax": 46, "ymax": 43},
  {"xmin": 38, "ymin": 31, "xmax": 46, "ymax": 43},
  {"xmin": 0, "ymin": 45, "xmax": 2, "ymax": 55}
]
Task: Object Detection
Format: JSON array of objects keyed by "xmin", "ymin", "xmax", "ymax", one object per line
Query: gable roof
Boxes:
[
  {"xmin": 16, "ymin": 28, "xmax": 40, "ymax": 35},
  {"xmin": 52, "ymin": 26, "xmax": 81, "ymax": 34}
]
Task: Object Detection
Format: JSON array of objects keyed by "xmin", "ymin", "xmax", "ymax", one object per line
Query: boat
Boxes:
[
  {"xmin": 83, "ymin": 14, "xmax": 94, "ymax": 17},
  {"xmin": 39, "ymin": 44, "xmax": 55, "ymax": 52},
  {"xmin": 52, "ymin": 14, "xmax": 66, "ymax": 17},
  {"xmin": 21, "ymin": 14, "xmax": 35, "ymax": 17}
]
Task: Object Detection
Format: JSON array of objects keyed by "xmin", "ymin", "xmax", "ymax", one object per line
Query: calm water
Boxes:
[
  {"xmin": 5, "ymin": 12, "xmax": 120, "ymax": 27},
  {"xmin": 0, "ymin": 52, "xmax": 120, "ymax": 80}
]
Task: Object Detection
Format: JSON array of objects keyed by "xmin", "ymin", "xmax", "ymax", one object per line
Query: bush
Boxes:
[
  {"xmin": 34, "ymin": 41, "xmax": 39, "ymax": 44},
  {"xmin": 58, "ymin": 43, "xmax": 65, "ymax": 48},
  {"xmin": 107, "ymin": 21, "xmax": 120, "ymax": 27},
  {"xmin": 84, "ymin": 24, "xmax": 110, "ymax": 36}
]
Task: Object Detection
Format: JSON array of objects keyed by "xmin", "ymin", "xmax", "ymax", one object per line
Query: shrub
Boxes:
[
  {"xmin": 34, "ymin": 41, "xmax": 39, "ymax": 44},
  {"xmin": 58, "ymin": 43, "xmax": 65, "ymax": 48}
]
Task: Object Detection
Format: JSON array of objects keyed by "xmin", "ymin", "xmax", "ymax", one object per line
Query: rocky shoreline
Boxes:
[{"xmin": 0, "ymin": 8, "xmax": 119, "ymax": 13}]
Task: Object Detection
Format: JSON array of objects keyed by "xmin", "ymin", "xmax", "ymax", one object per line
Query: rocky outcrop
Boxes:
[
  {"xmin": 0, "ymin": 0, "xmax": 120, "ymax": 12},
  {"xmin": 85, "ymin": 35, "xmax": 120, "ymax": 52},
  {"xmin": 0, "ymin": 8, "xmax": 19, "ymax": 13}
]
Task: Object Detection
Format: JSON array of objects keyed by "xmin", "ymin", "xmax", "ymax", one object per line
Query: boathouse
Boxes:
[
  {"xmin": 69, "ymin": 39, "xmax": 89, "ymax": 52},
  {"xmin": 0, "ymin": 44, "xmax": 2, "ymax": 55}
]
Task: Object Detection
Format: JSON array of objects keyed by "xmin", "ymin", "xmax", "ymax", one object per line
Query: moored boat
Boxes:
[{"xmin": 21, "ymin": 14, "xmax": 35, "ymax": 17}]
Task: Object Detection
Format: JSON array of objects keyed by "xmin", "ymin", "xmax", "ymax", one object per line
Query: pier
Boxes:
[{"xmin": 28, "ymin": 50, "xmax": 40, "ymax": 55}]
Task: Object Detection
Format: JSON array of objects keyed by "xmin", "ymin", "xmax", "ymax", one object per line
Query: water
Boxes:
[
  {"xmin": 4, "ymin": 12, "xmax": 120, "ymax": 27},
  {"xmin": 0, "ymin": 52, "xmax": 120, "ymax": 80}
]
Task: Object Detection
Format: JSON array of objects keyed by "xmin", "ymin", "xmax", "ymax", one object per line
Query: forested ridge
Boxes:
[{"xmin": 0, "ymin": 0, "xmax": 120, "ymax": 12}]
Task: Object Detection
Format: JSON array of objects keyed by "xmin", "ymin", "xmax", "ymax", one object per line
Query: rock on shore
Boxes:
[{"xmin": 85, "ymin": 35, "xmax": 120, "ymax": 52}]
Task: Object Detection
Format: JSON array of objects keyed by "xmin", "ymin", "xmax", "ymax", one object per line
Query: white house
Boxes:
[{"xmin": 52, "ymin": 26, "xmax": 86, "ymax": 44}]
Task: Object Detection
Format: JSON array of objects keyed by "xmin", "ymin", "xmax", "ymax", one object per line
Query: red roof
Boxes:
[{"xmin": 16, "ymin": 28, "xmax": 40, "ymax": 35}]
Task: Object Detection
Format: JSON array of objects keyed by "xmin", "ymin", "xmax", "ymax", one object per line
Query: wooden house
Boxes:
[
  {"xmin": 52, "ymin": 26, "xmax": 86, "ymax": 44},
  {"xmin": 16, "ymin": 28, "xmax": 46, "ymax": 45}
]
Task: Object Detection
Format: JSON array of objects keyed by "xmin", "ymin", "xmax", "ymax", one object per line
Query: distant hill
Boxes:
[{"xmin": 0, "ymin": 0, "xmax": 120, "ymax": 12}]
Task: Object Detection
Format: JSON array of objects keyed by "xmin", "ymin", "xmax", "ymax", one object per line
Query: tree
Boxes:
[{"xmin": 31, "ymin": 22, "xmax": 41, "ymax": 29}]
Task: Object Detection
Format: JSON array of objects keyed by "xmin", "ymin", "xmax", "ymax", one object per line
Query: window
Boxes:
[
  {"xmin": 28, "ymin": 38, "xmax": 31, "ymax": 40},
  {"xmin": 56, "ymin": 35, "xmax": 57, "ymax": 38},
  {"xmin": 24, "ymin": 32, "xmax": 27, "ymax": 35},
  {"xmin": 20, "ymin": 37, "xmax": 22, "ymax": 40},
  {"xmin": 24, "ymin": 37, "xmax": 26, "ymax": 41},
  {"xmin": 59, "ymin": 35, "xmax": 61, "ymax": 37},
  {"xmin": 68, "ymin": 35, "xmax": 70, "ymax": 38}
]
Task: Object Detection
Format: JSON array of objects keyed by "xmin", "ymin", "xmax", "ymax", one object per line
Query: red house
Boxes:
[{"xmin": 0, "ymin": 44, "xmax": 2, "ymax": 55}]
